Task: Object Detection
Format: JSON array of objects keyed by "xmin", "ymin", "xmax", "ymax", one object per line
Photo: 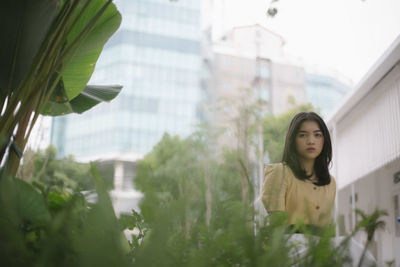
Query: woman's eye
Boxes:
[
  {"xmin": 298, "ymin": 134, "xmax": 306, "ymax": 138},
  {"xmin": 315, "ymin": 133, "xmax": 322, "ymax": 137}
]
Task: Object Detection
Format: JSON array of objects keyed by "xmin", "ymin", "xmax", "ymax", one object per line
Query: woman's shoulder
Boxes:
[
  {"xmin": 263, "ymin": 163, "xmax": 294, "ymax": 188},
  {"xmin": 264, "ymin": 162, "xmax": 292, "ymax": 179},
  {"xmin": 264, "ymin": 162, "xmax": 284, "ymax": 173}
]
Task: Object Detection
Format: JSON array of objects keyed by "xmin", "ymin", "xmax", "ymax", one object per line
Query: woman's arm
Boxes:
[{"xmin": 261, "ymin": 163, "xmax": 288, "ymax": 213}]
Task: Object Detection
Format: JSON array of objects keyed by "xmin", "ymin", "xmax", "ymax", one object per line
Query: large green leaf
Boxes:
[
  {"xmin": 0, "ymin": 176, "xmax": 51, "ymax": 227},
  {"xmin": 62, "ymin": 0, "xmax": 122, "ymax": 100},
  {"xmin": 74, "ymin": 163, "xmax": 130, "ymax": 267},
  {"xmin": 41, "ymin": 84, "xmax": 122, "ymax": 116},
  {"xmin": 0, "ymin": 0, "xmax": 60, "ymax": 92}
]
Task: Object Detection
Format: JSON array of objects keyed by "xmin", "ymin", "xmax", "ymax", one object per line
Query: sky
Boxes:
[{"xmin": 212, "ymin": 0, "xmax": 400, "ymax": 85}]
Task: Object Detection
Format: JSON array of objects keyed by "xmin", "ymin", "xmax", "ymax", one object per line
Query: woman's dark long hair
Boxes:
[{"xmin": 282, "ymin": 112, "xmax": 332, "ymax": 186}]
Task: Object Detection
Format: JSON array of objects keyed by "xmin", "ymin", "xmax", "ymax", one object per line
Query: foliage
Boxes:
[
  {"xmin": 0, "ymin": 164, "xmax": 131, "ymax": 267},
  {"xmin": 0, "ymin": 0, "xmax": 122, "ymax": 178},
  {"xmin": 0, "ymin": 132, "xmax": 387, "ymax": 266},
  {"xmin": 355, "ymin": 209, "xmax": 387, "ymax": 242},
  {"xmin": 18, "ymin": 146, "xmax": 96, "ymax": 192},
  {"xmin": 355, "ymin": 209, "xmax": 387, "ymax": 267},
  {"xmin": 131, "ymin": 133, "xmax": 386, "ymax": 267},
  {"xmin": 212, "ymin": 88, "xmax": 266, "ymax": 205},
  {"xmin": 263, "ymin": 103, "xmax": 318, "ymax": 163},
  {"xmin": 0, "ymin": 1, "xmax": 125, "ymax": 263},
  {"xmin": 134, "ymin": 133, "xmax": 243, "ymax": 228},
  {"xmin": 119, "ymin": 209, "xmax": 149, "ymax": 254}
]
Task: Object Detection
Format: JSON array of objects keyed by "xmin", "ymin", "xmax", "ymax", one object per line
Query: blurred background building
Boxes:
[
  {"xmin": 52, "ymin": 0, "xmax": 203, "ymax": 160},
  {"xmin": 51, "ymin": 0, "xmax": 203, "ymax": 215},
  {"xmin": 206, "ymin": 24, "xmax": 351, "ymax": 124},
  {"xmin": 305, "ymin": 69, "xmax": 352, "ymax": 118},
  {"xmin": 205, "ymin": 24, "xmax": 351, "ymax": 147}
]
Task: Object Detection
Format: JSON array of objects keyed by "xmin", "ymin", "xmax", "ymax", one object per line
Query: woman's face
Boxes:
[{"xmin": 295, "ymin": 120, "xmax": 324, "ymax": 161}]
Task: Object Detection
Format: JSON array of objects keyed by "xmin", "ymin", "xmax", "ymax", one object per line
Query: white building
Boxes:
[
  {"xmin": 327, "ymin": 35, "xmax": 400, "ymax": 265},
  {"xmin": 209, "ymin": 24, "xmax": 307, "ymax": 130}
]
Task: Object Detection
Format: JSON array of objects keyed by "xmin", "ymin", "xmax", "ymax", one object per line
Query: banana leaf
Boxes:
[
  {"xmin": 0, "ymin": 0, "xmax": 60, "ymax": 93},
  {"xmin": 61, "ymin": 0, "xmax": 122, "ymax": 100},
  {"xmin": 0, "ymin": 0, "xmax": 122, "ymax": 113},
  {"xmin": 0, "ymin": 0, "xmax": 122, "ymax": 177},
  {"xmin": 42, "ymin": 84, "xmax": 122, "ymax": 116}
]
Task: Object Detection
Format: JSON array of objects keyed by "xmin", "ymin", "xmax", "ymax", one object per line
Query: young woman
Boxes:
[{"xmin": 261, "ymin": 112, "xmax": 336, "ymax": 228}]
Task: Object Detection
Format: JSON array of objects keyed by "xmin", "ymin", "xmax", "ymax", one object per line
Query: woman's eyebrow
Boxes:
[{"xmin": 298, "ymin": 130, "xmax": 322, "ymax": 133}]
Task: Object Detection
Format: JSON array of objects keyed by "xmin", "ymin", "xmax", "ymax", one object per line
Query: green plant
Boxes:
[
  {"xmin": 0, "ymin": 164, "xmax": 131, "ymax": 267},
  {"xmin": 0, "ymin": 132, "xmax": 385, "ymax": 266},
  {"xmin": 131, "ymin": 132, "xmax": 361, "ymax": 267},
  {"xmin": 119, "ymin": 210, "xmax": 149, "ymax": 257},
  {"xmin": 355, "ymin": 209, "xmax": 388, "ymax": 267},
  {"xmin": 0, "ymin": 0, "xmax": 122, "ymax": 178},
  {"xmin": 19, "ymin": 146, "xmax": 97, "ymax": 192}
]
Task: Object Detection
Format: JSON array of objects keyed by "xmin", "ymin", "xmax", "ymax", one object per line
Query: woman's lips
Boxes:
[{"xmin": 306, "ymin": 148, "xmax": 315, "ymax": 152}]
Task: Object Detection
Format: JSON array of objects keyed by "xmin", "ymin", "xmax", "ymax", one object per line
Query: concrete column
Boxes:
[
  {"xmin": 113, "ymin": 161, "xmax": 124, "ymax": 217},
  {"xmin": 114, "ymin": 161, "xmax": 124, "ymax": 191}
]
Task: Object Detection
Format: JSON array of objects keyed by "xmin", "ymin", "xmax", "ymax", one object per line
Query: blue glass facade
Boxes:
[
  {"xmin": 305, "ymin": 73, "xmax": 351, "ymax": 118},
  {"xmin": 51, "ymin": 0, "xmax": 203, "ymax": 158}
]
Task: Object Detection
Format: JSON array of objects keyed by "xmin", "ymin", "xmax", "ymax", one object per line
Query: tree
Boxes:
[
  {"xmin": 134, "ymin": 134, "xmax": 221, "ymax": 233},
  {"xmin": 18, "ymin": 145, "xmax": 96, "ymax": 192},
  {"xmin": 213, "ymin": 88, "xmax": 265, "ymax": 206},
  {"xmin": 263, "ymin": 103, "xmax": 318, "ymax": 163},
  {"xmin": 0, "ymin": 0, "xmax": 122, "ymax": 178}
]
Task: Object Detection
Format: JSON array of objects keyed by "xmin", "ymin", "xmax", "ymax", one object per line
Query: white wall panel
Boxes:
[{"xmin": 336, "ymin": 63, "xmax": 400, "ymax": 189}]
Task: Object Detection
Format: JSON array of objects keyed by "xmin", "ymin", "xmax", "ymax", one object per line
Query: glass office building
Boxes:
[
  {"xmin": 51, "ymin": 0, "xmax": 203, "ymax": 160},
  {"xmin": 305, "ymin": 73, "xmax": 351, "ymax": 118}
]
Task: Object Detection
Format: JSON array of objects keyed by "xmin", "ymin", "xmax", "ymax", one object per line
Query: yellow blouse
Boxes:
[{"xmin": 261, "ymin": 163, "xmax": 336, "ymax": 227}]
